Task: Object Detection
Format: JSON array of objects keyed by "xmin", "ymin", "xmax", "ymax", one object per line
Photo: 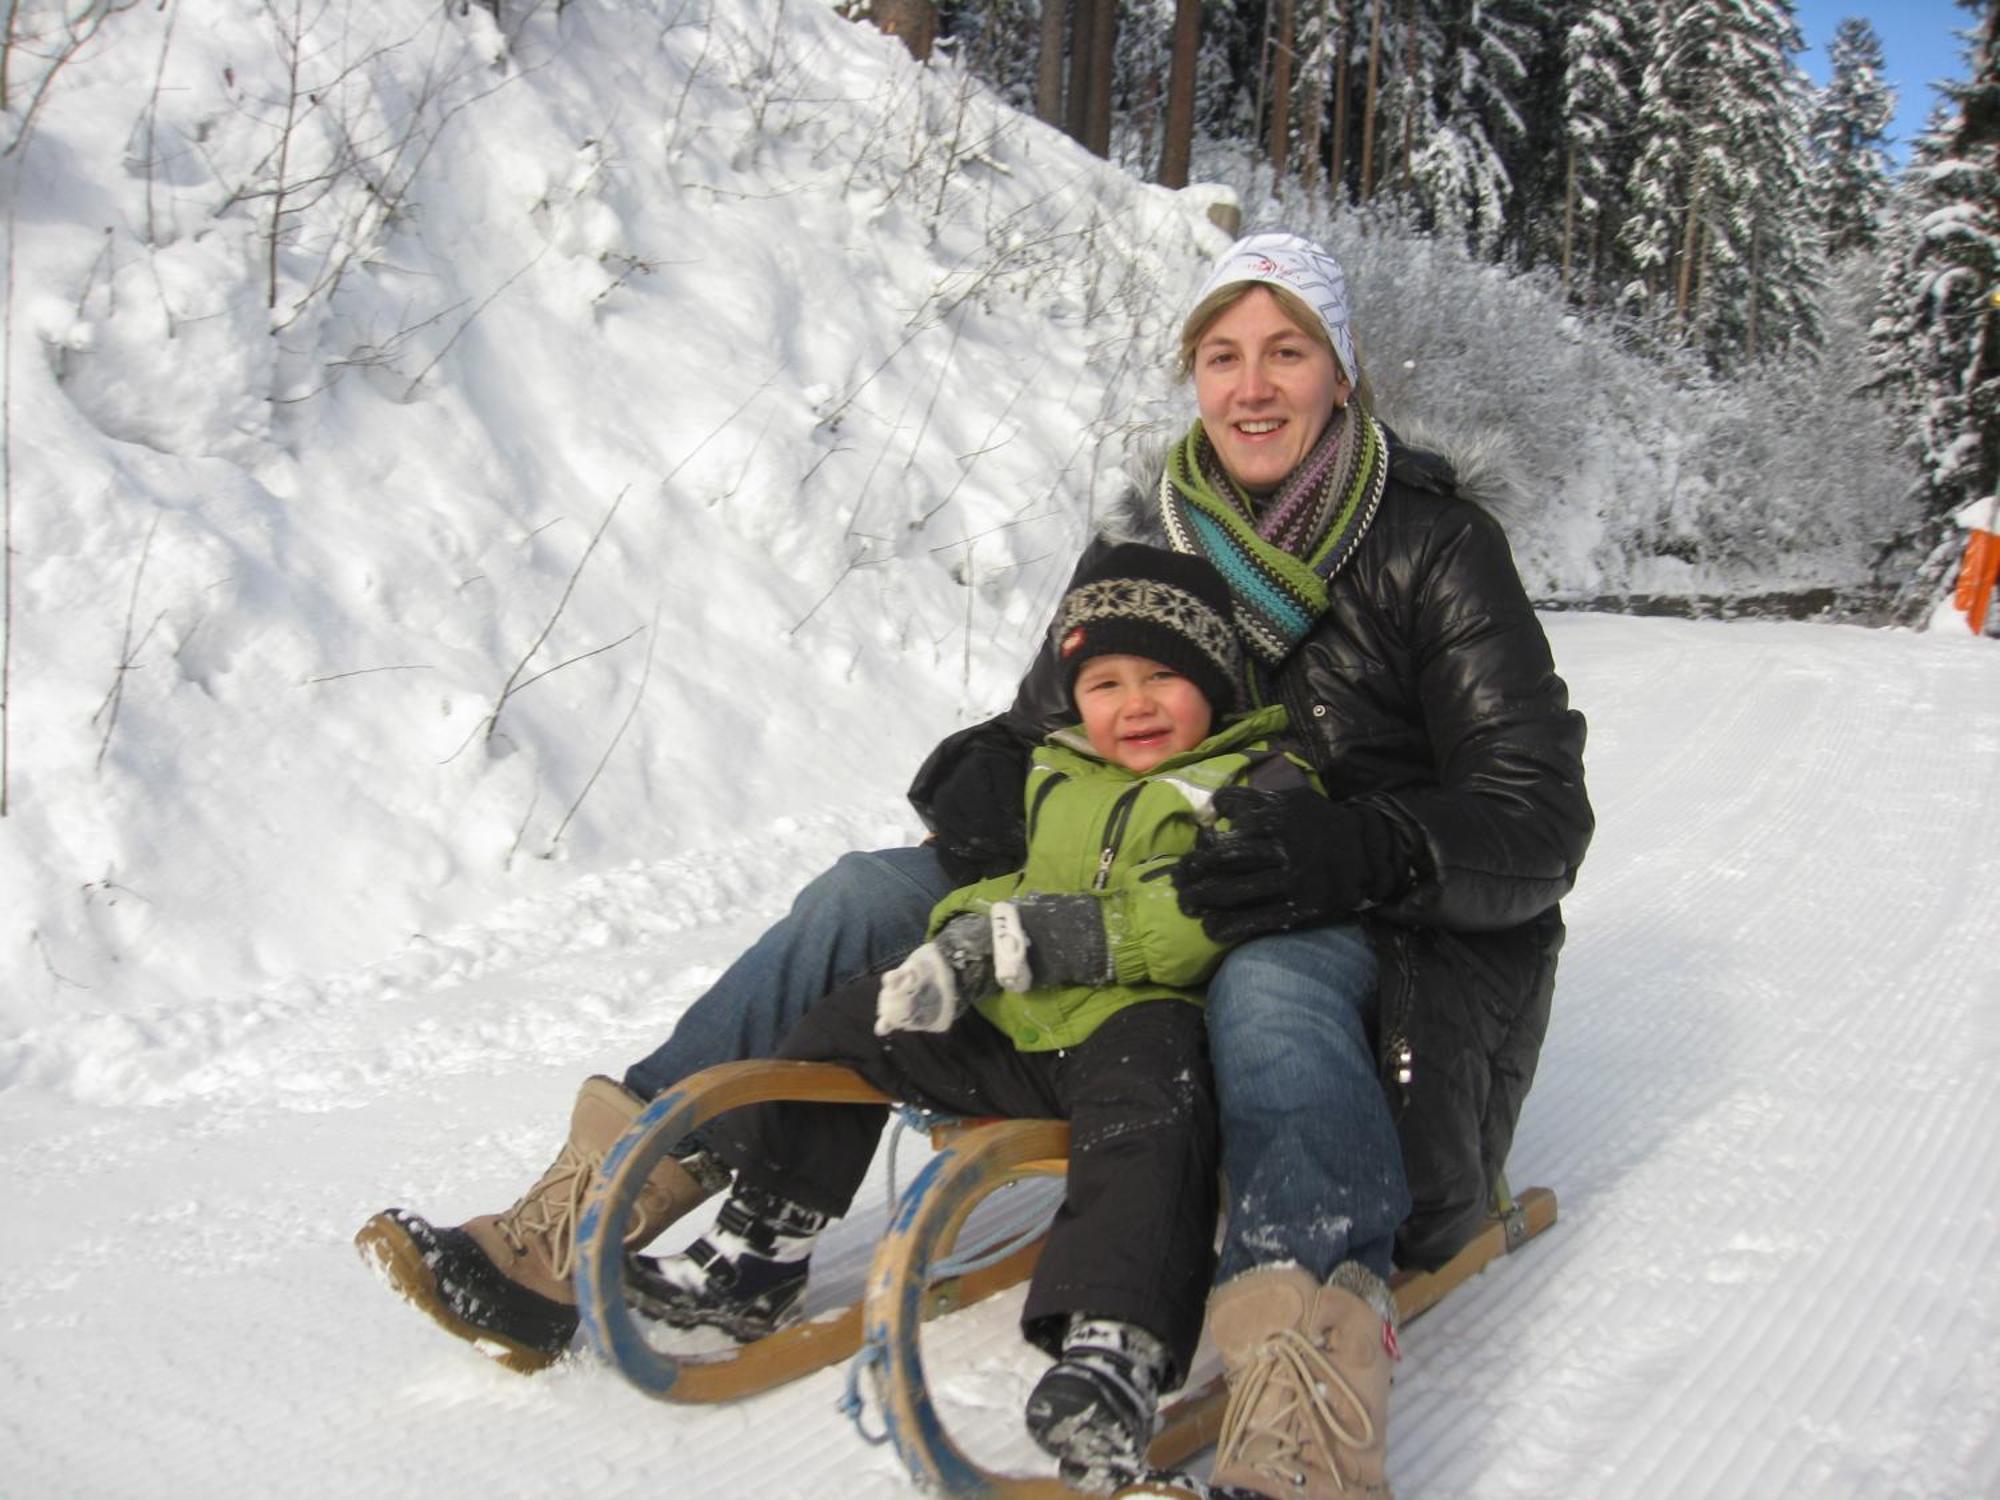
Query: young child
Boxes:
[{"xmin": 628, "ymin": 545, "xmax": 1314, "ymax": 1488}]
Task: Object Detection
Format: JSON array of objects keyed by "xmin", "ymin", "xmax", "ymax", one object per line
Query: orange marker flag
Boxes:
[{"xmin": 1955, "ymin": 528, "xmax": 2000, "ymax": 634}]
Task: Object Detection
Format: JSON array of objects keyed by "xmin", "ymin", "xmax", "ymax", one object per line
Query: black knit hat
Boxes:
[{"xmin": 1053, "ymin": 544, "xmax": 1244, "ymax": 716}]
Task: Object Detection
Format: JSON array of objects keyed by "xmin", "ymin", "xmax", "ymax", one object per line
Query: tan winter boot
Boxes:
[
  {"xmin": 1204, "ymin": 1263, "xmax": 1398, "ymax": 1500},
  {"xmin": 355, "ymin": 1075, "xmax": 721, "ymax": 1373}
]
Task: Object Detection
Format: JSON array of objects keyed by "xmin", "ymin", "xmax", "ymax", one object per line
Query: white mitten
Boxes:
[{"xmin": 874, "ymin": 944, "xmax": 960, "ymax": 1036}]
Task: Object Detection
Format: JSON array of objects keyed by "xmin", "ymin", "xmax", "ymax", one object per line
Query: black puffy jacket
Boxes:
[{"xmin": 909, "ymin": 438, "xmax": 1594, "ymax": 1269}]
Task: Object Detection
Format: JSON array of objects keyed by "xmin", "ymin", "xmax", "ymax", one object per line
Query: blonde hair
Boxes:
[{"xmin": 1177, "ymin": 282, "xmax": 1373, "ymax": 411}]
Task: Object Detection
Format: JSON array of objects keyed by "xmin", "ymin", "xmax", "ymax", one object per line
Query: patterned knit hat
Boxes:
[
  {"xmin": 1187, "ymin": 229, "xmax": 1358, "ymax": 382},
  {"xmin": 1054, "ymin": 544, "xmax": 1243, "ymax": 716}
]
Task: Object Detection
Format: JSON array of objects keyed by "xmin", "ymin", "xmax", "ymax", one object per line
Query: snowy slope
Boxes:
[
  {"xmin": 4, "ymin": 612, "xmax": 1998, "ymax": 1499},
  {"xmin": 0, "ymin": 0, "xmax": 1222, "ymax": 1023}
]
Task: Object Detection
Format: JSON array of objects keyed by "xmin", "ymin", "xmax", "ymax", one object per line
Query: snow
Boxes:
[
  {"xmin": 1, "ymin": 2, "xmax": 1997, "ymax": 1496},
  {"xmin": 6, "ymin": 610, "xmax": 1999, "ymax": 1498}
]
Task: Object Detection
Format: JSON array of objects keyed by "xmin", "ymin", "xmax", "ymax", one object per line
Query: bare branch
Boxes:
[
  {"xmin": 399, "ymin": 246, "xmax": 548, "ymax": 399},
  {"xmin": 788, "ymin": 543, "xmax": 887, "ymax": 636},
  {"xmin": 305, "ymin": 663, "xmax": 433, "ymax": 684},
  {"xmin": 3, "ymin": 0, "xmax": 143, "ymax": 158},
  {"xmin": 543, "ymin": 608, "xmax": 660, "ymax": 856},
  {"xmin": 475, "ymin": 485, "xmax": 628, "ymax": 749},
  {"xmin": 507, "ymin": 625, "xmax": 643, "ymax": 697},
  {"xmin": 93, "ymin": 513, "xmax": 165, "ymax": 773}
]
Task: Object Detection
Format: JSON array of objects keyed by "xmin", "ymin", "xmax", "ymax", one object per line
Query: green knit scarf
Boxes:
[{"xmin": 1158, "ymin": 406, "xmax": 1390, "ymax": 665}]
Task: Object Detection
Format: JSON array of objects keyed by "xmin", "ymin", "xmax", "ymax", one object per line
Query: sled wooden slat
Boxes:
[
  {"xmin": 574, "ymin": 1060, "xmax": 1055, "ymax": 1404},
  {"xmin": 863, "ymin": 1120, "xmax": 1559, "ymax": 1498}
]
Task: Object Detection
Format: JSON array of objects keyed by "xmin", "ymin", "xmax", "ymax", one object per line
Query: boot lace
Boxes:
[
  {"xmin": 492, "ymin": 1141, "xmax": 599, "ymax": 1279},
  {"xmin": 1215, "ymin": 1326, "xmax": 1376, "ymax": 1493}
]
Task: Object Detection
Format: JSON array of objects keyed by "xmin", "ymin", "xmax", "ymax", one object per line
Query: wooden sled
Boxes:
[
  {"xmin": 859, "ymin": 1116, "xmax": 1558, "ymax": 1497},
  {"xmin": 575, "ymin": 1058, "xmax": 1557, "ymax": 1497},
  {"xmin": 572, "ymin": 1059, "xmax": 1053, "ymax": 1403}
]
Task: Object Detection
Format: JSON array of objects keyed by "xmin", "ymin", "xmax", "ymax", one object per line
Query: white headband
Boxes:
[{"xmin": 1188, "ymin": 230, "xmax": 1358, "ymax": 381}]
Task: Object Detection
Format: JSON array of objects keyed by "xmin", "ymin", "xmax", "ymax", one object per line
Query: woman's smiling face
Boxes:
[{"xmin": 1192, "ymin": 286, "xmax": 1351, "ymax": 494}]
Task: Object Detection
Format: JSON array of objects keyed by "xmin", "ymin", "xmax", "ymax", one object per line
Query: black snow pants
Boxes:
[{"xmin": 709, "ymin": 974, "xmax": 1219, "ymax": 1383}]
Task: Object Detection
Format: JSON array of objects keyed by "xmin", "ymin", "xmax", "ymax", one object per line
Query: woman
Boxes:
[{"xmin": 358, "ymin": 231, "xmax": 1592, "ymax": 1500}]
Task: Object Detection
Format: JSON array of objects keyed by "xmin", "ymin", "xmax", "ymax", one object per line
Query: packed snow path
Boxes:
[{"xmin": 4, "ymin": 612, "xmax": 1998, "ymax": 1499}]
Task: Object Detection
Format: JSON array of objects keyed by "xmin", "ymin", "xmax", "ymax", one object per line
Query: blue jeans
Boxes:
[
  {"xmin": 622, "ymin": 847, "xmax": 950, "ymax": 1099},
  {"xmin": 1205, "ymin": 924, "xmax": 1410, "ymax": 1282},
  {"xmin": 624, "ymin": 846, "xmax": 1410, "ymax": 1280}
]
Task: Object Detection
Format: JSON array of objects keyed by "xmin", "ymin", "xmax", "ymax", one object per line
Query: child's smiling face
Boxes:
[{"xmin": 1074, "ymin": 654, "xmax": 1215, "ymax": 773}]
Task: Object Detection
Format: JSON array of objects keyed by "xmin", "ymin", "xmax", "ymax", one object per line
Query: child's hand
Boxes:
[
  {"xmin": 874, "ymin": 915, "xmax": 995, "ymax": 1035},
  {"xmin": 875, "ymin": 945, "xmax": 957, "ymax": 1034}
]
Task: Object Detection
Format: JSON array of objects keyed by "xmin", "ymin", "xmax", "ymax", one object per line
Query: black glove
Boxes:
[
  {"xmin": 910, "ymin": 732, "xmax": 1030, "ymax": 885},
  {"xmin": 990, "ymin": 894, "xmax": 1114, "ymax": 992},
  {"xmin": 874, "ymin": 914, "xmax": 995, "ymax": 1034},
  {"xmin": 1174, "ymin": 786, "xmax": 1410, "ymax": 945}
]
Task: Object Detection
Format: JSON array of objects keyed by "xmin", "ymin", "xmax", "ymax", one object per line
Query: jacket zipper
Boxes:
[
  {"xmin": 1025, "ymin": 771, "xmax": 1068, "ymax": 845},
  {"xmin": 1092, "ymin": 786, "xmax": 1143, "ymax": 890}
]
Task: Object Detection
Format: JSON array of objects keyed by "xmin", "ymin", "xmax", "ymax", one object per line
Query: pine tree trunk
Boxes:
[
  {"xmin": 1399, "ymin": 0, "xmax": 1416, "ymax": 191},
  {"xmin": 1083, "ymin": 0, "xmax": 1117, "ymax": 157},
  {"xmin": 1269, "ymin": 0, "xmax": 1295, "ymax": 179},
  {"xmin": 1675, "ymin": 168, "xmax": 1704, "ymax": 334},
  {"xmin": 1695, "ymin": 216, "xmax": 1712, "ymax": 333},
  {"xmin": 1135, "ymin": 66, "xmax": 1163, "ymax": 176},
  {"xmin": 1158, "ymin": 0, "xmax": 1201, "ymax": 188},
  {"xmin": 871, "ymin": 0, "xmax": 936, "ymax": 62},
  {"xmin": 1746, "ymin": 215, "xmax": 1762, "ymax": 362},
  {"xmin": 1066, "ymin": 0, "xmax": 1095, "ymax": 143},
  {"xmin": 1036, "ymin": 0, "xmax": 1066, "ymax": 127},
  {"xmin": 1302, "ymin": 72, "xmax": 1324, "ymax": 193},
  {"xmin": 1251, "ymin": 0, "xmax": 1272, "ymax": 178},
  {"xmin": 1331, "ymin": 0, "xmax": 1351, "ymax": 198},
  {"xmin": 1561, "ymin": 143, "xmax": 1577, "ymax": 299},
  {"xmin": 1361, "ymin": 0, "xmax": 1382, "ymax": 200}
]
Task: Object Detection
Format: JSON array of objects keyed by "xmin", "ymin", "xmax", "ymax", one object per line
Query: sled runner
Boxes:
[
  {"xmin": 572, "ymin": 1059, "xmax": 1055, "ymax": 1404},
  {"xmin": 859, "ymin": 1117, "xmax": 1557, "ymax": 1495},
  {"xmin": 574, "ymin": 1058, "xmax": 1556, "ymax": 1494}
]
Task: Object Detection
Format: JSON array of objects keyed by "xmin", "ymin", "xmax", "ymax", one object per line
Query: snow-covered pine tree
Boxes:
[
  {"xmin": 1872, "ymin": 0, "xmax": 2000, "ymax": 621},
  {"xmin": 1810, "ymin": 16, "xmax": 1896, "ymax": 259},
  {"xmin": 1365, "ymin": 0, "xmax": 1442, "ymax": 203},
  {"xmin": 1289, "ymin": 0, "xmax": 1341, "ymax": 192},
  {"xmin": 940, "ymin": 0, "xmax": 1043, "ymax": 112},
  {"xmin": 1405, "ymin": 0, "xmax": 1536, "ymax": 258},
  {"xmin": 1617, "ymin": 0, "xmax": 1823, "ymax": 369},
  {"xmin": 1177, "ymin": 0, "xmax": 1266, "ymax": 168},
  {"xmin": 1553, "ymin": 0, "xmax": 1636, "ymax": 301},
  {"xmin": 1111, "ymin": 0, "xmax": 1181, "ymax": 173}
]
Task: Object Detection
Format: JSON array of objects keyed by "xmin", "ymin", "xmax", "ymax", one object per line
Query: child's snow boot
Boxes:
[
  {"xmin": 624, "ymin": 1184, "xmax": 830, "ymax": 1342},
  {"xmin": 1025, "ymin": 1317, "xmax": 1171, "ymax": 1492},
  {"xmin": 354, "ymin": 1074, "xmax": 725, "ymax": 1373},
  {"xmin": 1205, "ymin": 1262, "xmax": 1398, "ymax": 1500}
]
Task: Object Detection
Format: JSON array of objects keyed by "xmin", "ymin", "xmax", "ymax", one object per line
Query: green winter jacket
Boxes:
[{"xmin": 929, "ymin": 704, "xmax": 1311, "ymax": 1051}]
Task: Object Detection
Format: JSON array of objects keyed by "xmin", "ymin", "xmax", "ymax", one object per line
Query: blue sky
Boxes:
[{"xmin": 1791, "ymin": 0, "xmax": 1978, "ymax": 157}]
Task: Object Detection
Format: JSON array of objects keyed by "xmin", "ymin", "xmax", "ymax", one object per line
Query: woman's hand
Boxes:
[{"xmin": 1174, "ymin": 786, "xmax": 1410, "ymax": 943}]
